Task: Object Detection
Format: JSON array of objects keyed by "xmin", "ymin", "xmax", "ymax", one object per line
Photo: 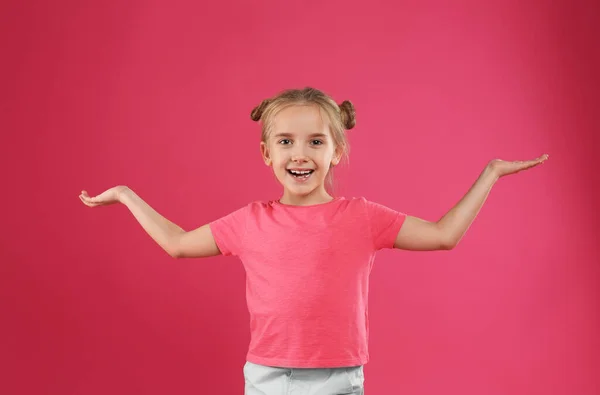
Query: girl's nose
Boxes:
[
  {"xmin": 291, "ymin": 153, "xmax": 309, "ymax": 163},
  {"xmin": 291, "ymin": 147, "xmax": 309, "ymax": 162}
]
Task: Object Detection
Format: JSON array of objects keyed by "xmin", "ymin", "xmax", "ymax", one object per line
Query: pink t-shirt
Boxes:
[{"xmin": 209, "ymin": 196, "xmax": 406, "ymax": 368}]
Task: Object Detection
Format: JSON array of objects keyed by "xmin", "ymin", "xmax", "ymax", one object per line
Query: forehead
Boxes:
[{"xmin": 272, "ymin": 104, "xmax": 330, "ymax": 135}]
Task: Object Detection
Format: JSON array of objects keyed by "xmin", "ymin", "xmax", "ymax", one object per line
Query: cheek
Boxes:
[
  {"xmin": 270, "ymin": 153, "xmax": 284, "ymax": 164},
  {"xmin": 319, "ymin": 150, "xmax": 334, "ymax": 163},
  {"xmin": 271, "ymin": 150, "xmax": 288, "ymax": 164}
]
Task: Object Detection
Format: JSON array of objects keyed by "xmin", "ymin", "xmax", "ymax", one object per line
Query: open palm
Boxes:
[
  {"xmin": 489, "ymin": 154, "xmax": 549, "ymax": 178},
  {"xmin": 79, "ymin": 186, "xmax": 128, "ymax": 207}
]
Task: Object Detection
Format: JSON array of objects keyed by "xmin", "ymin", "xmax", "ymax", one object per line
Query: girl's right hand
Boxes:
[{"xmin": 79, "ymin": 186, "xmax": 129, "ymax": 207}]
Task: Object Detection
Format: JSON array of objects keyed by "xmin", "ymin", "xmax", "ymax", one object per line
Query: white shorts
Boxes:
[{"xmin": 243, "ymin": 360, "xmax": 365, "ymax": 395}]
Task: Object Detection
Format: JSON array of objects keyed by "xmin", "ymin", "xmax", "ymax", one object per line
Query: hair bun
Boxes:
[
  {"xmin": 250, "ymin": 99, "xmax": 271, "ymax": 121},
  {"xmin": 339, "ymin": 100, "xmax": 356, "ymax": 130}
]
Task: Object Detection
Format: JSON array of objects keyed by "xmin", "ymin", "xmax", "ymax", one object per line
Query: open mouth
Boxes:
[{"xmin": 287, "ymin": 169, "xmax": 314, "ymax": 179}]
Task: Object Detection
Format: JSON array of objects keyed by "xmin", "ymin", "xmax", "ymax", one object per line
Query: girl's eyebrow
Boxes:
[{"xmin": 274, "ymin": 133, "xmax": 328, "ymax": 138}]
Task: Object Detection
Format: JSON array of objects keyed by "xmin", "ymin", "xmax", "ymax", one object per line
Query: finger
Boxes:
[
  {"xmin": 81, "ymin": 194, "xmax": 98, "ymax": 204},
  {"xmin": 532, "ymin": 154, "xmax": 548, "ymax": 163},
  {"xmin": 523, "ymin": 159, "xmax": 543, "ymax": 170},
  {"xmin": 79, "ymin": 195, "xmax": 95, "ymax": 207}
]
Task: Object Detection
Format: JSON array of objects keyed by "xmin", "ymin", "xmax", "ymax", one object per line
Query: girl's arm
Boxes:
[
  {"xmin": 81, "ymin": 186, "xmax": 220, "ymax": 258},
  {"xmin": 393, "ymin": 154, "xmax": 549, "ymax": 251},
  {"xmin": 118, "ymin": 188, "xmax": 221, "ymax": 259}
]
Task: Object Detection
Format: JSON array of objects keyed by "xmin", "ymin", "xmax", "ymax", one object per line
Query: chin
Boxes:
[{"xmin": 281, "ymin": 178, "xmax": 315, "ymax": 193}]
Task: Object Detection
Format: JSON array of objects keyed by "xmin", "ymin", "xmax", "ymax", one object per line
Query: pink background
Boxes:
[{"xmin": 2, "ymin": 1, "xmax": 598, "ymax": 394}]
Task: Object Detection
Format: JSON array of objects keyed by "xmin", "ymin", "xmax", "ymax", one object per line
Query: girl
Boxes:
[{"xmin": 79, "ymin": 87, "xmax": 549, "ymax": 395}]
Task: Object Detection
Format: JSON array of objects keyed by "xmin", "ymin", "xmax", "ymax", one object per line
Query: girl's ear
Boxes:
[
  {"xmin": 331, "ymin": 146, "xmax": 342, "ymax": 166},
  {"xmin": 260, "ymin": 141, "xmax": 272, "ymax": 166}
]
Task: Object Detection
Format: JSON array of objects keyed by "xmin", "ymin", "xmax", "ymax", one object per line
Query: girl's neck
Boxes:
[{"xmin": 278, "ymin": 188, "xmax": 335, "ymax": 207}]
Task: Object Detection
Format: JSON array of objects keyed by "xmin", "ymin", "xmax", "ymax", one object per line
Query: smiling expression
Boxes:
[{"xmin": 260, "ymin": 104, "xmax": 341, "ymax": 204}]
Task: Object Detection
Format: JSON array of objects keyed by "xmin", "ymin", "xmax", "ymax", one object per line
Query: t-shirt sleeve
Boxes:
[
  {"xmin": 363, "ymin": 198, "xmax": 407, "ymax": 250},
  {"xmin": 208, "ymin": 204, "xmax": 249, "ymax": 257}
]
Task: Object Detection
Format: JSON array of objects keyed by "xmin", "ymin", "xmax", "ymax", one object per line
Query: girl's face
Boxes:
[{"xmin": 260, "ymin": 104, "xmax": 341, "ymax": 204}]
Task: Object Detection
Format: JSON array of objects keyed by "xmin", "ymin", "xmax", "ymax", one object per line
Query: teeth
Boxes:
[{"xmin": 290, "ymin": 170, "xmax": 312, "ymax": 175}]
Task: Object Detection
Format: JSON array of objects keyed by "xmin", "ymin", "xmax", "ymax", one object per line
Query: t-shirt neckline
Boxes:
[{"xmin": 273, "ymin": 196, "xmax": 342, "ymax": 208}]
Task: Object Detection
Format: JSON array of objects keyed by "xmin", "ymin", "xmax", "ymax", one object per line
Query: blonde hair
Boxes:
[{"xmin": 250, "ymin": 87, "xmax": 356, "ymax": 192}]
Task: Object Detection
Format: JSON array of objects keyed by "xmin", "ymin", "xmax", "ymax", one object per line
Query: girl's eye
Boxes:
[{"xmin": 277, "ymin": 139, "xmax": 323, "ymax": 145}]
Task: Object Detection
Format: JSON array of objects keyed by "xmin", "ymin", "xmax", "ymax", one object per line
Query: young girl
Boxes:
[{"xmin": 79, "ymin": 87, "xmax": 548, "ymax": 395}]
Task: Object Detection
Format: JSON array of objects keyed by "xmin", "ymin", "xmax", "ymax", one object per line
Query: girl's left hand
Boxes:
[{"xmin": 488, "ymin": 154, "xmax": 549, "ymax": 178}]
